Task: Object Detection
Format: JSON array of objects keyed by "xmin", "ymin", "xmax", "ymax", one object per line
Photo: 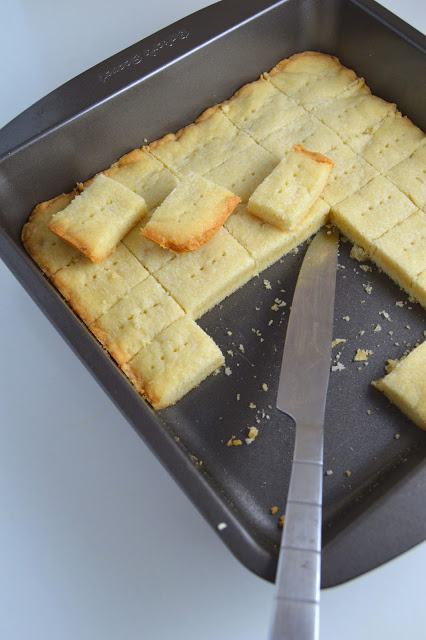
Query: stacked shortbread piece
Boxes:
[{"xmin": 22, "ymin": 52, "xmax": 426, "ymax": 422}]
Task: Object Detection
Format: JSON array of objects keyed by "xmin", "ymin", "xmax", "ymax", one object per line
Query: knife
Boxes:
[{"xmin": 269, "ymin": 226, "xmax": 339, "ymax": 640}]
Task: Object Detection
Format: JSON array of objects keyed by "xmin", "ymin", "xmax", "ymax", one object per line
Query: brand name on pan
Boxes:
[{"xmin": 98, "ymin": 29, "xmax": 190, "ymax": 83}]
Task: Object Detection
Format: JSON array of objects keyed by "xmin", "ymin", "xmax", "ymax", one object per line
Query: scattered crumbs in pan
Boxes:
[
  {"xmin": 332, "ymin": 362, "xmax": 345, "ymax": 372},
  {"xmin": 262, "ymin": 383, "xmax": 268, "ymax": 391},
  {"xmin": 326, "ymin": 469, "xmax": 333, "ymax": 476},
  {"xmin": 373, "ymin": 324, "xmax": 382, "ymax": 332},
  {"xmin": 225, "ymin": 366, "xmax": 232, "ymax": 376},
  {"xmin": 353, "ymin": 349, "xmax": 373, "ymax": 362},
  {"xmin": 270, "ymin": 506, "xmax": 278, "ymax": 515},
  {"xmin": 395, "ymin": 433, "xmax": 401, "ymax": 440},
  {"xmin": 379, "ymin": 310, "xmax": 392, "ymax": 321},
  {"xmin": 332, "ymin": 338, "xmax": 346, "ymax": 347},
  {"xmin": 217, "ymin": 522, "xmax": 227, "ymax": 531},
  {"xmin": 249, "ymin": 402, "xmax": 256, "ymax": 409},
  {"xmin": 278, "ymin": 515, "xmax": 285, "ymax": 528},
  {"xmin": 343, "ymin": 316, "xmax": 350, "ymax": 321},
  {"xmin": 345, "ymin": 470, "xmax": 351, "ymax": 477},
  {"xmin": 264, "ymin": 279, "xmax": 272, "ymax": 290},
  {"xmin": 350, "ymin": 244, "xmax": 369, "ymax": 262},
  {"xmin": 226, "ymin": 436, "xmax": 242, "ymax": 447},
  {"xmin": 363, "ymin": 283, "xmax": 373, "ymax": 294}
]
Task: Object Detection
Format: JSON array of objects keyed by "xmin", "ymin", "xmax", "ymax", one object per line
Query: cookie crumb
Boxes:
[
  {"xmin": 332, "ymin": 362, "xmax": 345, "ymax": 372},
  {"xmin": 363, "ymin": 283, "xmax": 373, "ymax": 294},
  {"xmin": 345, "ymin": 470, "xmax": 351, "ymax": 477},
  {"xmin": 353, "ymin": 349, "xmax": 373, "ymax": 362},
  {"xmin": 262, "ymin": 383, "xmax": 268, "ymax": 391},
  {"xmin": 278, "ymin": 515, "xmax": 285, "ymax": 528},
  {"xmin": 326, "ymin": 469, "xmax": 333, "ymax": 476},
  {"xmin": 343, "ymin": 316, "xmax": 350, "ymax": 322},
  {"xmin": 350, "ymin": 244, "xmax": 368, "ymax": 262},
  {"xmin": 264, "ymin": 279, "xmax": 272, "ymax": 290},
  {"xmin": 270, "ymin": 506, "xmax": 278, "ymax": 515},
  {"xmin": 373, "ymin": 324, "xmax": 381, "ymax": 332},
  {"xmin": 239, "ymin": 344, "xmax": 245, "ymax": 353},
  {"xmin": 225, "ymin": 367, "xmax": 232, "ymax": 376},
  {"xmin": 395, "ymin": 433, "xmax": 400, "ymax": 440},
  {"xmin": 332, "ymin": 338, "xmax": 346, "ymax": 347},
  {"xmin": 249, "ymin": 402, "xmax": 256, "ymax": 409},
  {"xmin": 217, "ymin": 522, "xmax": 227, "ymax": 531}
]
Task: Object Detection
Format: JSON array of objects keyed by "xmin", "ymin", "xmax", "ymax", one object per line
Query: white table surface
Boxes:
[{"xmin": 1, "ymin": 1, "xmax": 425, "ymax": 639}]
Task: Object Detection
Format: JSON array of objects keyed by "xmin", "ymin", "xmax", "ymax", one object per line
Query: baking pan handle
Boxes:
[{"xmin": 0, "ymin": 0, "xmax": 282, "ymax": 160}]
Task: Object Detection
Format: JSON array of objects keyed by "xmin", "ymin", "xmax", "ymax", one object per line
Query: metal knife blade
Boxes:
[{"xmin": 270, "ymin": 226, "xmax": 339, "ymax": 640}]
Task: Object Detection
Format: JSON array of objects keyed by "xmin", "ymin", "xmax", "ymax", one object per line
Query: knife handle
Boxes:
[{"xmin": 269, "ymin": 423, "xmax": 323, "ymax": 640}]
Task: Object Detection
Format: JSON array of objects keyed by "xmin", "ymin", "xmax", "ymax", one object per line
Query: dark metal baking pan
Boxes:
[{"xmin": 0, "ymin": 0, "xmax": 425, "ymax": 587}]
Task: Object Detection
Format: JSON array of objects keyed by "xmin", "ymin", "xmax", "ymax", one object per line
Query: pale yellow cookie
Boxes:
[
  {"xmin": 248, "ymin": 145, "xmax": 333, "ymax": 230},
  {"xmin": 386, "ymin": 145, "xmax": 426, "ymax": 208},
  {"xmin": 49, "ymin": 174, "xmax": 147, "ymax": 262},
  {"xmin": 51, "ymin": 243, "xmax": 149, "ymax": 325},
  {"xmin": 321, "ymin": 144, "xmax": 378, "ymax": 206},
  {"xmin": 122, "ymin": 315, "xmax": 224, "ymax": 409},
  {"xmin": 154, "ymin": 227, "xmax": 255, "ymax": 318},
  {"xmin": 90, "ymin": 276, "xmax": 184, "ymax": 365},
  {"xmin": 141, "ymin": 172, "xmax": 240, "ymax": 252},
  {"xmin": 372, "ymin": 341, "xmax": 426, "ymax": 430}
]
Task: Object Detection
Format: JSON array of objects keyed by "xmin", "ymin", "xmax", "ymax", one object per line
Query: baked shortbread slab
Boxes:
[
  {"xmin": 122, "ymin": 315, "xmax": 224, "ymax": 409},
  {"xmin": 371, "ymin": 210, "xmax": 426, "ymax": 292},
  {"xmin": 260, "ymin": 112, "xmax": 341, "ymax": 159},
  {"xmin": 49, "ymin": 174, "xmax": 147, "ymax": 262},
  {"xmin": 330, "ymin": 175, "xmax": 417, "ymax": 252},
  {"xmin": 386, "ymin": 145, "xmax": 426, "ymax": 208},
  {"xmin": 103, "ymin": 148, "xmax": 180, "ymax": 210},
  {"xmin": 267, "ymin": 51, "xmax": 359, "ymax": 111},
  {"xmin": 321, "ymin": 144, "xmax": 379, "ymax": 206},
  {"xmin": 51, "ymin": 244, "xmax": 149, "ymax": 325},
  {"xmin": 204, "ymin": 141, "xmax": 278, "ymax": 202},
  {"xmin": 90, "ymin": 276, "xmax": 184, "ymax": 365},
  {"xmin": 141, "ymin": 172, "xmax": 241, "ymax": 252},
  {"xmin": 149, "ymin": 106, "xmax": 253, "ymax": 177},
  {"xmin": 225, "ymin": 199, "xmax": 330, "ymax": 272},
  {"xmin": 22, "ymin": 192, "xmax": 80, "ymax": 277},
  {"xmin": 221, "ymin": 77, "xmax": 304, "ymax": 141},
  {"xmin": 122, "ymin": 209, "xmax": 176, "ymax": 273},
  {"xmin": 154, "ymin": 227, "xmax": 255, "ymax": 319},
  {"xmin": 372, "ymin": 341, "xmax": 426, "ymax": 431},
  {"xmin": 248, "ymin": 145, "xmax": 333, "ymax": 230},
  {"xmin": 357, "ymin": 112, "xmax": 425, "ymax": 173}
]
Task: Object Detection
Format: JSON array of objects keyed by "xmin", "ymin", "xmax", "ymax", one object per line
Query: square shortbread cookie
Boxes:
[
  {"xmin": 267, "ymin": 51, "xmax": 359, "ymax": 111},
  {"xmin": 104, "ymin": 148, "xmax": 180, "ymax": 210},
  {"xmin": 356, "ymin": 112, "xmax": 425, "ymax": 173},
  {"xmin": 149, "ymin": 106, "xmax": 253, "ymax": 176},
  {"xmin": 90, "ymin": 276, "xmax": 184, "ymax": 365},
  {"xmin": 386, "ymin": 145, "xmax": 426, "ymax": 208},
  {"xmin": 225, "ymin": 199, "xmax": 330, "ymax": 272},
  {"xmin": 122, "ymin": 315, "xmax": 224, "ymax": 409},
  {"xmin": 260, "ymin": 112, "xmax": 341, "ymax": 159},
  {"xmin": 221, "ymin": 77, "xmax": 304, "ymax": 141},
  {"xmin": 154, "ymin": 227, "xmax": 255, "ymax": 319},
  {"xmin": 51, "ymin": 243, "xmax": 149, "ymax": 325},
  {"xmin": 141, "ymin": 172, "xmax": 240, "ymax": 252},
  {"xmin": 21, "ymin": 192, "xmax": 80, "ymax": 277},
  {"xmin": 122, "ymin": 209, "xmax": 176, "ymax": 273},
  {"xmin": 330, "ymin": 175, "xmax": 417, "ymax": 251},
  {"xmin": 371, "ymin": 210, "xmax": 426, "ymax": 292},
  {"xmin": 248, "ymin": 145, "xmax": 333, "ymax": 229},
  {"xmin": 410, "ymin": 269, "xmax": 426, "ymax": 308},
  {"xmin": 321, "ymin": 144, "xmax": 379, "ymax": 206},
  {"xmin": 372, "ymin": 341, "xmax": 426, "ymax": 431},
  {"xmin": 204, "ymin": 141, "xmax": 278, "ymax": 202},
  {"xmin": 49, "ymin": 174, "xmax": 147, "ymax": 262}
]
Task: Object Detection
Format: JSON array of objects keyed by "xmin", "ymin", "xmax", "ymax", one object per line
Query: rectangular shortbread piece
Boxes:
[
  {"xmin": 122, "ymin": 315, "xmax": 224, "ymax": 409},
  {"xmin": 225, "ymin": 199, "xmax": 330, "ymax": 272},
  {"xmin": 267, "ymin": 51, "xmax": 359, "ymax": 111},
  {"xmin": 371, "ymin": 210, "xmax": 426, "ymax": 292},
  {"xmin": 357, "ymin": 112, "xmax": 425, "ymax": 173},
  {"xmin": 141, "ymin": 172, "xmax": 240, "ymax": 252},
  {"xmin": 49, "ymin": 174, "xmax": 147, "ymax": 262},
  {"xmin": 372, "ymin": 341, "xmax": 426, "ymax": 430},
  {"xmin": 260, "ymin": 112, "xmax": 341, "ymax": 159},
  {"xmin": 386, "ymin": 145, "xmax": 426, "ymax": 209},
  {"xmin": 248, "ymin": 145, "xmax": 333, "ymax": 230},
  {"xmin": 149, "ymin": 106, "xmax": 253, "ymax": 177},
  {"xmin": 204, "ymin": 141, "xmax": 278, "ymax": 203},
  {"xmin": 154, "ymin": 227, "xmax": 255, "ymax": 319},
  {"xmin": 90, "ymin": 276, "xmax": 184, "ymax": 365},
  {"xmin": 321, "ymin": 144, "xmax": 379, "ymax": 206},
  {"xmin": 221, "ymin": 77, "xmax": 304, "ymax": 141},
  {"xmin": 21, "ymin": 192, "xmax": 80, "ymax": 277},
  {"xmin": 103, "ymin": 148, "xmax": 180, "ymax": 210},
  {"xmin": 51, "ymin": 243, "xmax": 149, "ymax": 325},
  {"xmin": 330, "ymin": 175, "xmax": 417, "ymax": 252}
]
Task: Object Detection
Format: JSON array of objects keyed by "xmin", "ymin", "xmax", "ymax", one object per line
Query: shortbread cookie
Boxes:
[
  {"xmin": 357, "ymin": 112, "xmax": 425, "ymax": 173},
  {"xmin": 149, "ymin": 106, "xmax": 253, "ymax": 176},
  {"xmin": 122, "ymin": 209, "xmax": 176, "ymax": 273},
  {"xmin": 122, "ymin": 315, "xmax": 224, "ymax": 409},
  {"xmin": 267, "ymin": 51, "xmax": 359, "ymax": 111},
  {"xmin": 154, "ymin": 227, "xmax": 255, "ymax": 319},
  {"xmin": 225, "ymin": 199, "xmax": 330, "ymax": 272},
  {"xmin": 260, "ymin": 112, "xmax": 341, "ymax": 159},
  {"xmin": 321, "ymin": 144, "xmax": 378, "ymax": 206},
  {"xmin": 330, "ymin": 175, "xmax": 417, "ymax": 252},
  {"xmin": 51, "ymin": 244, "xmax": 149, "ymax": 325},
  {"xmin": 21, "ymin": 192, "xmax": 80, "ymax": 277},
  {"xmin": 221, "ymin": 77, "xmax": 304, "ymax": 141},
  {"xmin": 248, "ymin": 145, "xmax": 333, "ymax": 230},
  {"xmin": 386, "ymin": 145, "xmax": 426, "ymax": 208},
  {"xmin": 141, "ymin": 172, "xmax": 240, "ymax": 252},
  {"xmin": 204, "ymin": 141, "xmax": 278, "ymax": 202},
  {"xmin": 371, "ymin": 210, "xmax": 426, "ymax": 293},
  {"xmin": 49, "ymin": 174, "xmax": 147, "ymax": 262},
  {"xmin": 103, "ymin": 148, "xmax": 180, "ymax": 210},
  {"xmin": 372, "ymin": 341, "xmax": 426, "ymax": 430},
  {"xmin": 90, "ymin": 276, "xmax": 184, "ymax": 365}
]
